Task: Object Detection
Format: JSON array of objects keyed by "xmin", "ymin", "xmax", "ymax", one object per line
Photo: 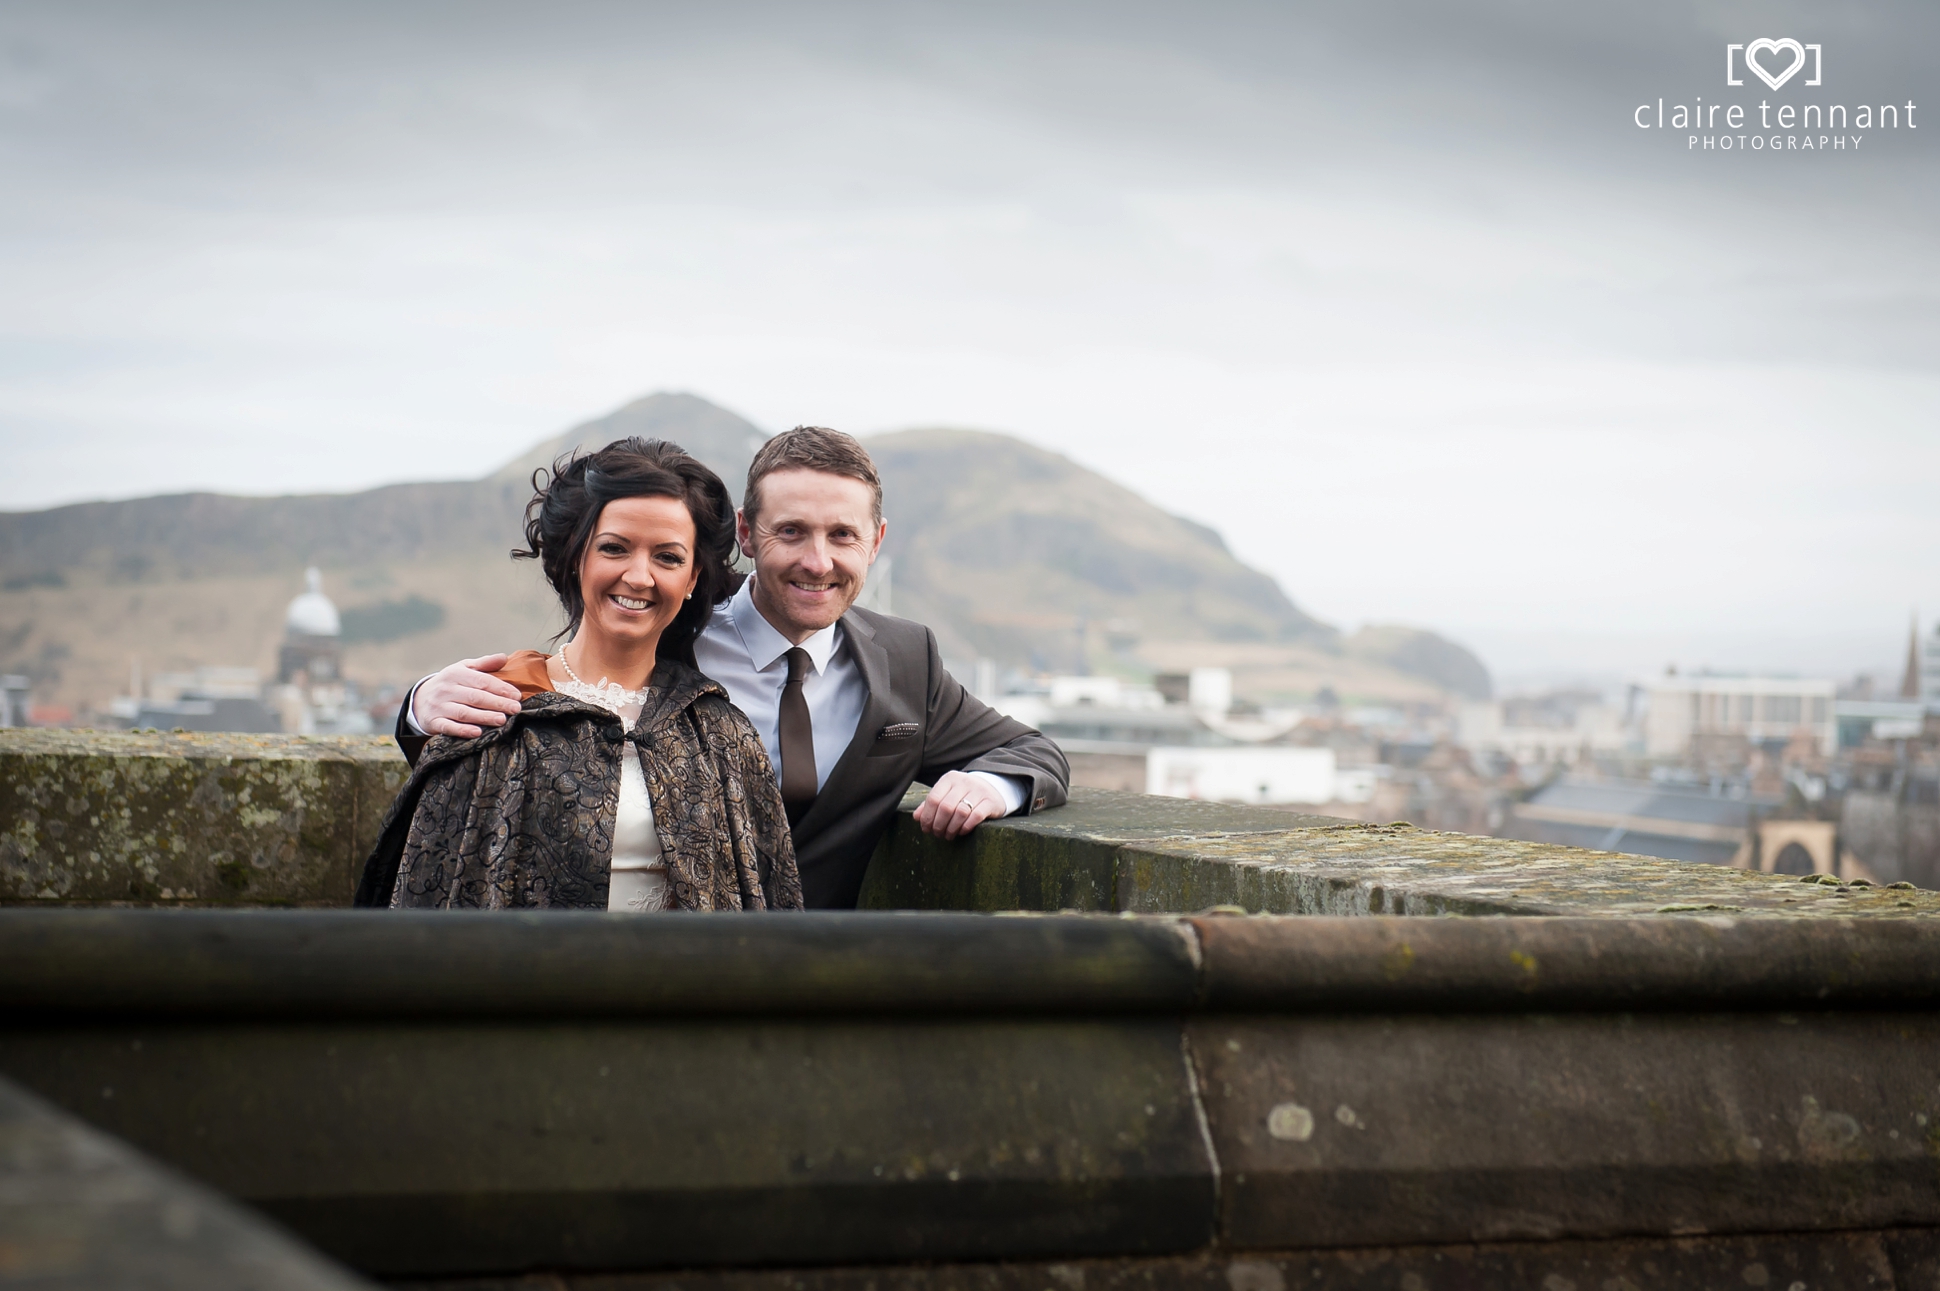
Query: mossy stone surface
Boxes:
[
  {"xmin": 8, "ymin": 744, "xmax": 1936, "ymax": 919},
  {"xmin": 861, "ymin": 787, "xmax": 1940, "ymax": 919},
  {"xmin": 1119, "ymin": 824, "xmax": 1940, "ymax": 918},
  {"xmin": 0, "ymin": 729, "xmax": 406, "ymax": 907}
]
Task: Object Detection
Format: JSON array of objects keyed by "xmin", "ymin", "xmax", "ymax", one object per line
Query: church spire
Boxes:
[{"xmin": 1903, "ymin": 613, "xmax": 1922, "ymax": 700}]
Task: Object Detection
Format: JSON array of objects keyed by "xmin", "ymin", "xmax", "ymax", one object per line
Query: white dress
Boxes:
[
  {"xmin": 608, "ymin": 747, "xmax": 673, "ymax": 912},
  {"xmin": 554, "ymin": 674, "xmax": 673, "ymax": 913}
]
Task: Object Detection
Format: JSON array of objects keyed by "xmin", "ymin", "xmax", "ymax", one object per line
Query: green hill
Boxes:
[{"xmin": 0, "ymin": 393, "xmax": 1489, "ymax": 713}]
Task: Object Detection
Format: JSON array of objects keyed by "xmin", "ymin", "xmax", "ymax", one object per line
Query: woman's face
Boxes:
[{"xmin": 575, "ymin": 496, "xmax": 701, "ymax": 654}]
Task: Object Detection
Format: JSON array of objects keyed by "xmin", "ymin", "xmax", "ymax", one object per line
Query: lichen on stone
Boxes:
[{"xmin": 1, "ymin": 729, "xmax": 407, "ymax": 907}]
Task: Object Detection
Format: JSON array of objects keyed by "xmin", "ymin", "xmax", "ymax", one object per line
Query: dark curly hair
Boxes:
[{"xmin": 513, "ymin": 437, "xmax": 739, "ymax": 664}]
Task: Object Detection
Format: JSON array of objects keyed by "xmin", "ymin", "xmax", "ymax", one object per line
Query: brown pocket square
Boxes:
[{"xmin": 876, "ymin": 722, "xmax": 921, "ymax": 741}]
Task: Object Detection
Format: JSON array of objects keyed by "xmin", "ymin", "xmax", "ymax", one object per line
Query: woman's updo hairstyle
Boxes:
[{"xmin": 513, "ymin": 437, "xmax": 739, "ymax": 664}]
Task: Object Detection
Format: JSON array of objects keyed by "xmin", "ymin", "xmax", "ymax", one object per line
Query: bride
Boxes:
[{"xmin": 355, "ymin": 438, "xmax": 801, "ymax": 912}]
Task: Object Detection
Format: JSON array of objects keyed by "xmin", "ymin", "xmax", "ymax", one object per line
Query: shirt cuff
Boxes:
[
  {"xmin": 967, "ymin": 770, "xmax": 1028, "ymax": 817},
  {"xmin": 401, "ymin": 676, "xmax": 432, "ymax": 736}
]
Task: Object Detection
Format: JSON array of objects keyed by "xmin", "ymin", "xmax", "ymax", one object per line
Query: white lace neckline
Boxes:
[
  {"xmin": 555, "ymin": 643, "xmax": 650, "ymax": 715},
  {"xmin": 557, "ymin": 676, "xmax": 649, "ymax": 715}
]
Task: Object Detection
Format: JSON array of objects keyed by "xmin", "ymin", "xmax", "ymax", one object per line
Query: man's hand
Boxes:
[
  {"xmin": 913, "ymin": 770, "xmax": 1006, "ymax": 841},
  {"xmin": 413, "ymin": 654, "xmax": 522, "ymax": 738}
]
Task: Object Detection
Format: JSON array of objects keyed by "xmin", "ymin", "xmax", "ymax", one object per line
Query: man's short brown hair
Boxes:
[{"xmin": 743, "ymin": 426, "xmax": 883, "ymax": 526}]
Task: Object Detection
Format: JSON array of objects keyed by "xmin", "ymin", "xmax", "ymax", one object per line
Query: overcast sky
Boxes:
[{"xmin": 2, "ymin": 0, "xmax": 1935, "ymax": 687}]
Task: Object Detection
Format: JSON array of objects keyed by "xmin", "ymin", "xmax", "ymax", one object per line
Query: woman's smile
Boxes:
[{"xmin": 567, "ymin": 495, "xmax": 702, "ymax": 688}]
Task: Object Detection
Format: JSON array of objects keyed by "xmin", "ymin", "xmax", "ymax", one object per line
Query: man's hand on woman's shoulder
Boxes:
[{"xmin": 413, "ymin": 654, "xmax": 523, "ymax": 738}]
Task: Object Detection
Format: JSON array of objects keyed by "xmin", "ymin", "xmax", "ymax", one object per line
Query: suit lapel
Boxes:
[{"xmin": 794, "ymin": 611, "xmax": 893, "ymax": 842}]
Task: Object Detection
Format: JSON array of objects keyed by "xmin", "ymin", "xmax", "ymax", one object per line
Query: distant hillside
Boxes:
[
  {"xmin": 0, "ymin": 479, "xmax": 519, "ymax": 583},
  {"xmin": 871, "ymin": 429, "xmax": 1330, "ymax": 668},
  {"xmin": 0, "ymin": 392, "xmax": 1489, "ymax": 711},
  {"xmin": 1346, "ymin": 625, "xmax": 1493, "ymax": 701},
  {"xmin": 0, "ymin": 394, "xmax": 767, "ymax": 585}
]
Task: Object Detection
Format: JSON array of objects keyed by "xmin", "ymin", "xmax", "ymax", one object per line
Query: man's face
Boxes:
[{"xmin": 739, "ymin": 468, "xmax": 885, "ymax": 643}]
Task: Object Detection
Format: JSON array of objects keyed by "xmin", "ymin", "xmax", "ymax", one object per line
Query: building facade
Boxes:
[{"xmin": 1645, "ymin": 675, "xmax": 1836, "ymax": 758}]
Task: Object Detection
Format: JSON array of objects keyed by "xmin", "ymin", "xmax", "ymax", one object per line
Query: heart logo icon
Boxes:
[{"xmin": 1745, "ymin": 38, "xmax": 1806, "ymax": 90}]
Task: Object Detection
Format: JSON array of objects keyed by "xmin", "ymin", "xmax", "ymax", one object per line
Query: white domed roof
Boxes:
[{"xmin": 285, "ymin": 567, "xmax": 340, "ymax": 637}]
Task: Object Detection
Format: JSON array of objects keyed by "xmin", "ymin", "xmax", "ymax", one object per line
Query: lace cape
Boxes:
[{"xmin": 354, "ymin": 657, "xmax": 802, "ymax": 912}]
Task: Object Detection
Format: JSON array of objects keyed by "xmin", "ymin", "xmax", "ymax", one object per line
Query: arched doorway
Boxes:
[{"xmin": 1755, "ymin": 820, "xmax": 1839, "ymax": 876}]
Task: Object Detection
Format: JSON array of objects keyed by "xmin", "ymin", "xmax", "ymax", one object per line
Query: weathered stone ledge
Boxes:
[
  {"xmin": 7, "ymin": 734, "xmax": 1934, "ymax": 921},
  {"xmin": 861, "ymin": 787, "xmax": 1940, "ymax": 918},
  {"xmin": 0, "ymin": 728, "xmax": 405, "ymax": 907},
  {"xmin": 6, "ymin": 909, "xmax": 1940, "ymax": 1018}
]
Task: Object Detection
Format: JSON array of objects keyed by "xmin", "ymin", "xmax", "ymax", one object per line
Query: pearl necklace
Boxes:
[{"xmin": 557, "ymin": 644, "xmax": 651, "ymax": 714}]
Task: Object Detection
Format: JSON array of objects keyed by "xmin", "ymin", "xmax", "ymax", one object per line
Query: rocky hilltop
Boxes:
[
  {"xmin": 871, "ymin": 428, "xmax": 1328, "ymax": 669},
  {"xmin": 0, "ymin": 393, "xmax": 1489, "ymax": 711}
]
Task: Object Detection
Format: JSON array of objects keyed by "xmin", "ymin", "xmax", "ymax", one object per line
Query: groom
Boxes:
[{"xmin": 401, "ymin": 426, "xmax": 1070, "ymax": 909}]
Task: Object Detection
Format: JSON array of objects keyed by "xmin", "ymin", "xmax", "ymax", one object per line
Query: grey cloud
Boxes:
[{"xmin": 1, "ymin": 2, "xmax": 1934, "ymax": 475}]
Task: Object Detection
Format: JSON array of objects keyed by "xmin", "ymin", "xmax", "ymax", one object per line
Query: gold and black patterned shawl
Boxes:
[{"xmin": 354, "ymin": 658, "xmax": 802, "ymax": 911}]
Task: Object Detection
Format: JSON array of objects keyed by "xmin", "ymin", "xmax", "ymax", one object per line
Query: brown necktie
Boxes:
[{"xmin": 778, "ymin": 647, "xmax": 817, "ymax": 824}]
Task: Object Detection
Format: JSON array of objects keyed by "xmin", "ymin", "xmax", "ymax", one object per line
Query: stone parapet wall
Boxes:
[
  {"xmin": 7, "ymin": 741, "xmax": 1940, "ymax": 1287},
  {"xmin": 4, "ymin": 911, "xmax": 1940, "ymax": 1285},
  {"xmin": 6, "ymin": 732, "xmax": 1938, "ymax": 919},
  {"xmin": 0, "ymin": 728, "xmax": 406, "ymax": 907}
]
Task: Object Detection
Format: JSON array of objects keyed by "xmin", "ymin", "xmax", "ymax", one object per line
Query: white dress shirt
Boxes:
[
  {"xmin": 693, "ymin": 580, "xmax": 865, "ymax": 795},
  {"xmin": 692, "ymin": 580, "xmax": 1025, "ymax": 814}
]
